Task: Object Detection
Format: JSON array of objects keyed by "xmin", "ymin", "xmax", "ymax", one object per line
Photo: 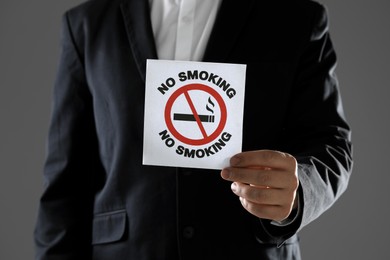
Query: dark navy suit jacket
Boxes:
[{"xmin": 34, "ymin": 0, "xmax": 353, "ymax": 259}]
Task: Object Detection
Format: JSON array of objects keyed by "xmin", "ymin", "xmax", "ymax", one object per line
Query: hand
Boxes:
[{"xmin": 221, "ymin": 150, "xmax": 299, "ymax": 222}]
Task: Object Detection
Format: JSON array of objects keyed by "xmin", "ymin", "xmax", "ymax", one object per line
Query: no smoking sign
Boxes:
[
  {"xmin": 143, "ymin": 59, "xmax": 246, "ymax": 170},
  {"xmin": 166, "ymin": 83, "xmax": 226, "ymax": 146}
]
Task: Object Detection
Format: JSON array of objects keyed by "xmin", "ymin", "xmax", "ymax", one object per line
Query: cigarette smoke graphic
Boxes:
[
  {"xmin": 206, "ymin": 97, "xmax": 215, "ymax": 114},
  {"xmin": 173, "ymin": 97, "xmax": 215, "ymax": 123}
]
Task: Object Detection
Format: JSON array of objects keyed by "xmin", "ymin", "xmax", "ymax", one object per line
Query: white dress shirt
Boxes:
[{"xmin": 149, "ymin": 0, "xmax": 222, "ymax": 61}]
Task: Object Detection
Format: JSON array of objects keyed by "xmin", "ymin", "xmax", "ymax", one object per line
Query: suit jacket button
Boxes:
[{"xmin": 183, "ymin": 226, "xmax": 195, "ymax": 239}]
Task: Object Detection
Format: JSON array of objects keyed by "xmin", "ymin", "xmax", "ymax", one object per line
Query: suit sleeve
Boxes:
[
  {"xmin": 258, "ymin": 4, "xmax": 353, "ymax": 245},
  {"xmin": 34, "ymin": 12, "xmax": 100, "ymax": 259}
]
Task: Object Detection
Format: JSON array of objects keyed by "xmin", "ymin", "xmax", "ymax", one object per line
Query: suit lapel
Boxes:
[
  {"xmin": 120, "ymin": 0, "xmax": 255, "ymax": 80},
  {"xmin": 203, "ymin": 0, "xmax": 255, "ymax": 62},
  {"xmin": 120, "ymin": 0, "xmax": 157, "ymax": 81}
]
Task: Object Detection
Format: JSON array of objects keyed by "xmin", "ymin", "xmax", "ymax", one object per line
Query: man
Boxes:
[{"xmin": 34, "ymin": 0, "xmax": 353, "ymax": 259}]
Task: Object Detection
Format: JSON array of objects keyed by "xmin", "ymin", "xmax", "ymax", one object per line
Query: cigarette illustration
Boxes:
[{"xmin": 173, "ymin": 113, "xmax": 215, "ymax": 123}]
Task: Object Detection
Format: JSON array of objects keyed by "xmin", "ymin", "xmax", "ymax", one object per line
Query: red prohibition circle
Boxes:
[{"xmin": 165, "ymin": 83, "xmax": 227, "ymax": 146}]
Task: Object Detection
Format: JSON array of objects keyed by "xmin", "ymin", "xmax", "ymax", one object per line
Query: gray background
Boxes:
[{"xmin": 0, "ymin": 0, "xmax": 389, "ymax": 259}]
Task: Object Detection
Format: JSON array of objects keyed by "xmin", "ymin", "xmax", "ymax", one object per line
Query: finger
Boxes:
[
  {"xmin": 231, "ymin": 150, "xmax": 296, "ymax": 170},
  {"xmin": 221, "ymin": 167, "xmax": 295, "ymax": 189},
  {"xmin": 232, "ymin": 182, "xmax": 295, "ymax": 206},
  {"xmin": 238, "ymin": 197, "xmax": 292, "ymax": 222}
]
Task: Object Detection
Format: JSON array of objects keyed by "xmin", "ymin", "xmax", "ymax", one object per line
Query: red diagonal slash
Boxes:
[{"xmin": 183, "ymin": 90, "xmax": 208, "ymax": 138}]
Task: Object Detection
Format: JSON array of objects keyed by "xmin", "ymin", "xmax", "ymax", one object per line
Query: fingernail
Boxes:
[
  {"xmin": 221, "ymin": 169, "xmax": 230, "ymax": 180},
  {"xmin": 231, "ymin": 182, "xmax": 237, "ymax": 192}
]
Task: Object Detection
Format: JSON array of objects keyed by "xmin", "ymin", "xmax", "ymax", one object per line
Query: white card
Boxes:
[{"xmin": 143, "ymin": 59, "xmax": 246, "ymax": 170}]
